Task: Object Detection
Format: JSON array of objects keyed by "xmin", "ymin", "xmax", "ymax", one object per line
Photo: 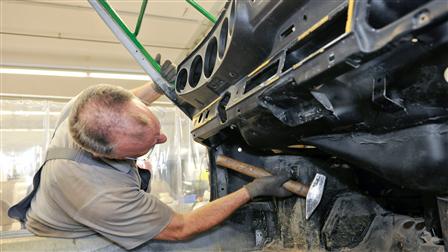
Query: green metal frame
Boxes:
[
  {"xmin": 93, "ymin": 0, "xmax": 217, "ymax": 74},
  {"xmin": 89, "ymin": 0, "xmax": 216, "ymax": 117},
  {"xmin": 134, "ymin": 0, "xmax": 148, "ymax": 36}
]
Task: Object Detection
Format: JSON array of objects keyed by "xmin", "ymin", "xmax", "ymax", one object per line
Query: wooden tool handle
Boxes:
[{"xmin": 216, "ymin": 155, "xmax": 309, "ymax": 197}]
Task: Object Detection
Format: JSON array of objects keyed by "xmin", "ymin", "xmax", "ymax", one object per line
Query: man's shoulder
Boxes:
[{"xmin": 43, "ymin": 158, "xmax": 139, "ymax": 191}]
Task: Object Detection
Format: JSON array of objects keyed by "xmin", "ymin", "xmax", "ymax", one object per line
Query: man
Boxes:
[{"xmin": 9, "ymin": 56, "xmax": 292, "ymax": 250}]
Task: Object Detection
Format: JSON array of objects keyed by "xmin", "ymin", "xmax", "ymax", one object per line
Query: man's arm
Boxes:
[
  {"xmin": 154, "ymin": 187, "xmax": 250, "ymax": 240},
  {"xmin": 154, "ymin": 175, "xmax": 291, "ymax": 240},
  {"xmin": 131, "ymin": 54, "xmax": 177, "ymax": 105},
  {"xmin": 131, "ymin": 82, "xmax": 163, "ymax": 105}
]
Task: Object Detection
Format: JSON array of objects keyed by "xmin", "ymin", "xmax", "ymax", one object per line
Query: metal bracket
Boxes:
[{"xmin": 372, "ymin": 77, "xmax": 405, "ymax": 112}]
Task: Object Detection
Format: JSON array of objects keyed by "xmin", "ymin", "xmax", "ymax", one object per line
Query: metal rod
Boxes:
[
  {"xmin": 134, "ymin": 0, "xmax": 148, "ymax": 37},
  {"xmin": 185, "ymin": 0, "xmax": 217, "ymax": 23}
]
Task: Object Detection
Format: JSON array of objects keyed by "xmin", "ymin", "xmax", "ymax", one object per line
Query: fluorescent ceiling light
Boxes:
[
  {"xmin": 89, "ymin": 72, "xmax": 150, "ymax": 80},
  {"xmin": 0, "ymin": 68, "xmax": 87, "ymax": 78},
  {"xmin": 1, "ymin": 67, "xmax": 151, "ymax": 81},
  {"xmin": 0, "ymin": 129, "xmax": 53, "ymax": 132}
]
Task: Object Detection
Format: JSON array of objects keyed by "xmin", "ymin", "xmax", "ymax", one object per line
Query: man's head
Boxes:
[{"xmin": 69, "ymin": 84, "xmax": 167, "ymax": 159}]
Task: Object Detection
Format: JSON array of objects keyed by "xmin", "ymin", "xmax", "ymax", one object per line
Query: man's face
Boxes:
[{"xmin": 111, "ymin": 99, "xmax": 167, "ymax": 159}]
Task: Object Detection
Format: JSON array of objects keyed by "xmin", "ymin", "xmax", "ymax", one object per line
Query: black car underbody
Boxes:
[{"xmin": 172, "ymin": 0, "xmax": 448, "ymax": 251}]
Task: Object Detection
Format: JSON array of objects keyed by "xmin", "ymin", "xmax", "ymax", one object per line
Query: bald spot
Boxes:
[{"xmin": 79, "ymin": 99, "xmax": 146, "ymax": 150}]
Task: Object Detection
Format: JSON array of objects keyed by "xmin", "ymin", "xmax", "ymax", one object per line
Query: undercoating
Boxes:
[{"xmin": 212, "ymin": 153, "xmax": 446, "ymax": 251}]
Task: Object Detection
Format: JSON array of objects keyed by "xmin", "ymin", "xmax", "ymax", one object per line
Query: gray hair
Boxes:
[{"xmin": 68, "ymin": 84, "xmax": 134, "ymax": 156}]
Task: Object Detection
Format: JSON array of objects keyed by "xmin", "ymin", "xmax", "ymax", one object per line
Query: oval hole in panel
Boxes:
[
  {"xmin": 176, "ymin": 68, "xmax": 188, "ymax": 92},
  {"xmin": 219, "ymin": 18, "xmax": 229, "ymax": 59},
  {"xmin": 204, "ymin": 37, "xmax": 218, "ymax": 78},
  {"xmin": 189, "ymin": 55, "xmax": 203, "ymax": 88}
]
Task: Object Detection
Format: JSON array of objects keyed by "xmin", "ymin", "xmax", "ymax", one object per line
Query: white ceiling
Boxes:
[{"xmin": 0, "ymin": 0, "xmax": 226, "ymax": 98}]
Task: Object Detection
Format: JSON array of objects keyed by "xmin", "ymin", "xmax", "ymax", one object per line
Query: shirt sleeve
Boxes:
[{"xmin": 73, "ymin": 187, "xmax": 174, "ymax": 250}]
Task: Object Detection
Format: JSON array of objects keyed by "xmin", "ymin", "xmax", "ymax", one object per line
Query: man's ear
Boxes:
[
  {"xmin": 91, "ymin": 152, "xmax": 102, "ymax": 158},
  {"xmin": 91, "ymin": 151, "xmax": 109, "ymax": 159}
]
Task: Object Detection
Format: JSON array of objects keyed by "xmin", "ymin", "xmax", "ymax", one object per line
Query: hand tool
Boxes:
[{"xmin": 216, "ymin": 155, "xmax": 326, "ymax": 220}]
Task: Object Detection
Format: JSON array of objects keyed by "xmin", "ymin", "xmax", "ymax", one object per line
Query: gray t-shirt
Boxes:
[{"xmin": 25, "ymin": 100, "xmax": 174, "ymax": 250}]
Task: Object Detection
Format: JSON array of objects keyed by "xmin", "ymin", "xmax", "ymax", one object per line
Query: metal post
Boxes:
[{"xmin": 134, "ymin": 0, "xmax": 148, "ymax": 37}]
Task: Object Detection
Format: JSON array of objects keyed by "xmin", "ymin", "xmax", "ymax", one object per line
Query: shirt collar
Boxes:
[{"xmin": 99, "ymin": 158, "xmax": 134, "ymax": 173}]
